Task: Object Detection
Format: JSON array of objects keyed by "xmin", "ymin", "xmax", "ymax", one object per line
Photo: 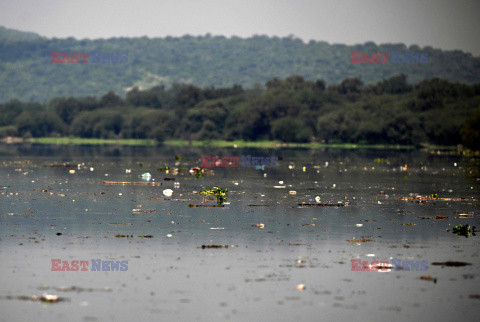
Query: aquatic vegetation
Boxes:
[
  {"xmin": 451, "ymin": 224, "xmax": 476, "ymax": 238},
  {"xmin": 374, "ymin": 158, "xmax": 389, "ymax": 163},
  {"xmin": 200, "ymin": 186, "xmax": 228, "ymax": 205}
]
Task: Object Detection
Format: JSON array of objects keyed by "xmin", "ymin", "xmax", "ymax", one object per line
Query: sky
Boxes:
[{"xmin": 1, "ymin": 0, "xmax": 479, "ymax": 55}]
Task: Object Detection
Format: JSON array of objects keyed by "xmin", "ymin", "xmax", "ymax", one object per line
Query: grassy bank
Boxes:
[
  {"xmin": 26, "ymin": 137, "xmax": 157, "ymax": 146},
  {"xmin": 165, "ymin": 139, "xmax": 418, "ymax": 149},
  {"xmin": 18, "ymin": 137, "xmax": 426, "ymax": 149}
]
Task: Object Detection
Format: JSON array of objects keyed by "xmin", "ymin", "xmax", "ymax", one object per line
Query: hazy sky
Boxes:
[{"xmin": 1, "ymin": 0, "xmax": 479, "ymax": 55}]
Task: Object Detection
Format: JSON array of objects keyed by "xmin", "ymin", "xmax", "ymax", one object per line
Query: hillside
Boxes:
[{"xmin": 1, "ymin": 26, "xmax": 480, "ymax": 103}]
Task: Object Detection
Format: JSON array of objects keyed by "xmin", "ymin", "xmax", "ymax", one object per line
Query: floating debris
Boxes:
[
  {"xmin": 132, "ymin": 209, "xmax": 156, "ymax": 213},
  {"xmin": 163, "ymin": 189, "xmax": 173, "ymax": 197},
  {"xmin": 297, "ymin": 203, "xmax": 345, "ymax": 207},
  {"xmin": 296, "ymin": 284, "xmax": 306, "ymax": 290},
  {"xmin": 43, "ymin": 286, "xmax": 112, "ymax": 293},
  {"xmin": 252, "ymin": 223, "xmax": 265, "ymax": 228},
  {"xmin": 402, "ymin": 223, "xmax": 416, "ymax": 226},
  {"xmin": 201, "ymin": 244, "xmax": 229, "ymax": 249},
  {"xmin": 469, "ymin": 295, "xmax": 480, "ymax": 300},
  {"xmin": 151, "ymin": 197, "xmax": 190, "ymax": 201},
  {"xmin": 419, "ymin": 216, "xmax": 448, "ymax": 220},
  {"xmin": 189, "ymin": 167, "xmax": 214, "ymax": 176},
  {"xmin": 420, "ymin": 275, "xmax": 437, "ymax": 283},
  {"xmin": 394, "ymin": 196, "xmax": 478, "ymax": 202},
  {"xmin": 103, "ymin": 181, "xmax": 162, "ymax": 186},
  {"xmin": 188, "ymin": 204, "xmax": 225, "ymax": 208},
  {"xmin": 115, "ymin": 234, "xmax": 133, "ymax": 238},
  {"xmin": 141, "ymin": 172, "xmax": 152, "ymax": 181},
  {"xmin": 69, "ymin": 170, "xmax": 75, "ymax": 174},
  {"xmin": 347, "ymin": 238, "xmax": 373, "ymax": 242},
  {"xmin": 138, "ymin": 235, "xmax": 153, "ymax": 238},
  {"xmin": 431, "ymin": 261, "xmax": 472, "ymax": 267},
  {"xmin": 355, "ymin": 224, "xmax": 363, "ymax": 227},
  {"xmin": 0, "ymin": 294, "xmax": 66, "ymax": 304}
]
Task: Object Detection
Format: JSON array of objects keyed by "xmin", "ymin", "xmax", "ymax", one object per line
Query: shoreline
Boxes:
[{"xmin": 0, "ymin": 136, "xmax": 463, "ymax": 151}]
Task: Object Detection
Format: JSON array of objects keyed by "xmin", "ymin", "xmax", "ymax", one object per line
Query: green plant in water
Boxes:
[
  {"xmin": 452, "ymin": 224, "xmax": 476, "ymax": 238},
  {"xmin": 200, "ymin": 186, "xmax": 228, "ymax": 205}
]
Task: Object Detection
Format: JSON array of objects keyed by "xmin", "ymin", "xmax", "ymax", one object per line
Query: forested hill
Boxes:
[{"xmin": 1, "ymin": 26, "xmax": 480, "ymax": 103}]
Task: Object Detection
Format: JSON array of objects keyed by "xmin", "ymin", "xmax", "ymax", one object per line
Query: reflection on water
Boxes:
[{"xmin": 0, "ymin": 145, "xmax": 479, "ymax": 321}]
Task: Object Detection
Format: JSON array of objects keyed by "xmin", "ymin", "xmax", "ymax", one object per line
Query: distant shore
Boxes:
[{"xmin": 0, "ymin": 136, "xmax": 464, "ymax": 151}]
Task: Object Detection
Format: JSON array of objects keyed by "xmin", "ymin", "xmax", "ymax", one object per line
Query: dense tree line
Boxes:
[
  {"xmin": 1, "ymin": 75, "xmax": 479, "ymax": 149},
  {"xmin": 1, "ymin": 26, "xmax": 480, "ymax": 103}
]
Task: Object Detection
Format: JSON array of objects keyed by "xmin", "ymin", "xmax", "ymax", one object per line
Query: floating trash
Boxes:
[
  {"xmin": 431, "ymin": 261, "xmax": 471, "ymax": 267},
  {"xmin": 166, "ymin": 234, "xmax": 172, "ymax": 238},
  {"xmin": 141, "ymin": 172, "xmax": 152, "ymax": 181},
  {"xmin": 104, "ymin": 181, "xmax": 162, "ymax": 186},
  {"xmin": 163, "ymin": 189, "xmax": 173, "ymax": 197},
  {"xmin": 355, "ymin": 224, "xmax": 363, "ymax": 227},
  {"xmin": 420, "ymin": 275, "xmax": 437, "ymax": 283},
  {"xmin": 296, "ymin": 284, "xmax": 306, "ymax": 290},
  {"xmin": 315, "ymin": 196, "xmax": 321, "ymax": 203},
  {"xmin": 201, "ymin": 244, "xmax": 228, "ymax": 249},
  {"xmin": 69, "ymin": 170, "xmax": 75, "ymax": 174},
  {"xmin": 419, "ymin": 216, "xmax": 448, "ymax": 220},
  {"xmin": 347, "ymin": 238, "xmax": 372, "ymax": 242},
  {"xmin": 289, "ymin": 191, "xmax": 297, "ymax": 195},
  {"xmin": 125, "ymin": 169, "xmax": 131, "ymax": 173},
  {"xmin": 252, "ymin": 223, "xmax": 265, "ymax": 228},
  {"xmin": 297, "ymin": 203, "xmax": 345, "ymax": 207}
]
